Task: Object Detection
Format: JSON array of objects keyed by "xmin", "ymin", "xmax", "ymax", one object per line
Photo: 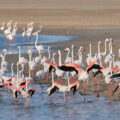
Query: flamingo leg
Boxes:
[
  {"xmin": 52, "ymin": 95, "xmax": 54, "ymax": 103},
  {"xmin": 60, "ymin": 77, "xmax": 63, "ymax": 85},
  {"xmin": 94, "ymin": 77, "xmax": 99, "ymax": 97},
  {"xmin": 85, "ymin": 82, "xmax": 88, "ymax": 95},
  {"xmin": 64, "ymin": 92, "xmax": 66, "ymax": 104},
  {"xmin": 108, "ymin": 84, "xmax": 111, "ymax": 104},
  {"xmin": 84, "ymin": 82, "xmax": 86, "ymax": 102},
  {"xmin": 97, "ymin": 79, "xmax": 100, "ymax": 97},
  {"xmin": 37, "ymin": 63, "xmax": 40, "ymax": 71},
  {"xmin": 46, "ymin": 72, "xmax": 48, "ymax": 84},
  {"xmin": 48, "ymin": 96, "xmax": 50, "ymax": 103},
  {"xmin": 57, "ymin": 77, "xmax": 60, "ymax": 82}
]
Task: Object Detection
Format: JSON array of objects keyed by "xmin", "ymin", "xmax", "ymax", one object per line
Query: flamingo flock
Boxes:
[{"xmin": 0, "ymin": 21, "xmax": 120, "ymax": 104}]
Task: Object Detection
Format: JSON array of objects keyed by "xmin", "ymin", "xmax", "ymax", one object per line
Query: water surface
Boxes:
[
  {"xmin": 0, "ymin": 34, "xmax": 74, "ymax": 54},
  {"xmin": 0, "ymin": 84, "xmax": 120, "ymax": 120}
]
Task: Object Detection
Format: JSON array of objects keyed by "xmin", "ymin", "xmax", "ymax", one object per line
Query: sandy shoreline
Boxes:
[{"xmin": 0, "ymin": 0, "xmax": 120, "ymax": 28}]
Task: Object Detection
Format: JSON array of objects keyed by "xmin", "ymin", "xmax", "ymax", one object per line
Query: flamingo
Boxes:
[
  {"xmin": 64, "ymin": 48, "xmax": 72, "ymax": 63},
  {"xmin": 48, "ymin": 71, "xmax": 79, "ymax": 103},
  {"xmin": 104, "ymin": 41, "xmax": 114, "ymax": 65},
  {"xmin": 101, "ymin": 38, "xmax": 111, "ymax": 56},
  {"xmin": 1, "ymin": 49, "xmax": 8, "ymax": 67},
  {"xmin": 26, "ymin": 22, "xmax": 34, "ymax": 40},
  {"xmin": 36, "ymin": 60, "xmax": 48, "ymax": 80},
  {"xmin": 74, "ymin": 46, "xmax": 85, "ymax": 68},
  {"xmin": 18, "ymin": 78, "xmax": 36, "ymax": 98},
  {"xmin": 86, "ymin": 43, "xmax": 94, "ymax": 65},
  {"xmin": 71, "ymin": 44, "xmax": 75, "ymax": 62},
  {"xmin": 18, "ymin": 46, "xmax": 28, "ymax": 65},
  {"xmin": 22, "ymin": 28, "xmax": 26, "ymax": 38},
  {"xmin": 33, "ymin": 30, "xmax": 44, "ymax": 70},
  {"xmin": 33, "ymin": 30, "xmax": 44, "ymax": 55},
  {"xmin": 0, "ymin": 23, "xmax": 5, "ymax": 31}
]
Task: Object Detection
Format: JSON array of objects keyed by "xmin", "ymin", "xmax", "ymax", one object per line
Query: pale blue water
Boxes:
[
  {"xmin": 0, "ymin": 34, "xmax": 74, "ymax": 54},
  {"xmin": 0, "ymin": 84, "xmax": 120, "ymax": 120}
]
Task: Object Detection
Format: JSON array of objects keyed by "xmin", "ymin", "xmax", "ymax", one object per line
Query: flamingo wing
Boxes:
[
  {"xmin": 49, "ymin": 86, "xmax": 58, "ymax": 96},
  {"xmin": 110, "ymin": 73, "xmax": 120, "ymax": 79},
  {"xmin": 28, "ymin": 89, "xmax": 36, "ymax": 96},
  {"xmin": 70, "ymin": 85, "xmax": 77, "ymax": 95},
  {"xmin": 49, "ymin": 65, "xmax": 56, "ymax": 74},
  {"xmin": 20, "ymin": 82, "xmax": 26, "ymax": 86},
  {"xmin": 58, "ymin": 65, "xmax": 78, "ymax": 74},
  {"xmin": 14, "ymin": 90, "xmax": 21, "ymax": 98},
  {"xmin": 113, "ymin": 85, "xmax": 119, "ymax": 95},
  {"xmin": 94, "ymin": 70, "xmax": 102, "ymax": 77},
  {"xmin": 87, "ymin": 64, "xmax": 102, "ymax": 73}
]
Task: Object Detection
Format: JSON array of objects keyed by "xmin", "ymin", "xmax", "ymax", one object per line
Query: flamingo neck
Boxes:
[
  {"xmin": 11, "ymin": 64, "xmax": 14, "ymax": 76},
  {"xmin": 48, "ymin": 47, "xmax": 51, "ymax": 60},
  {"xmin": 3, "ymin": 54, "xmax": 6, "ymax": 61},
  {"xmin": 67, "ymin": 49, "xmax": 70, "ymax": 59},
  {"xmin": 35, "ymin": 34, "xmax": 38, "ymax": 49},
  {"xmin": 79, "ymin": 52, "xmax": 82, "ymax": 62},
  {"xmin": 118, "ymin": 49, "xmax": 120, "ymax": 58},
  {"xmin": 26, "ymin": 79, "xmax": 28, "ymax": 91},
  {"xmin": 43, "ymin": 62, "xmax": 46, "ymax": 71},
  {"xmin": 29, "ymin": 54, "xmax": 32, "ymax": 62},
  {"xmin": 100, "ymin": 57, "xmax": 102, "ymax": 66},
  {"xmin": 17, "ymin": 63, "xmax": 19, "ymax": 80},
  {"xmin": 113, "ymin": 55, "xmax": 115, "ymax": 68},
  {"xmin": 109, "ymin": 42, "xmax": 112, "ymax": 54},
  {"xmin": 38, "ymin": 51, "xmax": 41, "ymax": 57},
  {"xmin": 71, "ymin": 47, "xmax": 74, "ymax": 62},
  {"xmin": 78, "ymin": 49, "xmax": 81, "ymax": 61},
  {"xmin": 19, "ymin": 47, "xmax": 21, "ymax": 60},
  {"xmin": 67, "ymin": 72, "xmax": 70, "ymax": 86},
  {"xmin": 52, "ymin": 53, "xmax": 55, "ymax": 63},
  {"xmin": 109, "ymin": 61, "xmax": 112, "ymax": 69},
  {"xmin": 110, "ymin": 42, "xmax": 113, "ymax": 54},
  {"xmin": 1, "ymin": 55, "xmax": 4, "ymax": 63},
  {"xmin": 58, "ymin": 50, "xmax": 62, "ymax": 66},
  {"xmin": 104, "ymin": 40, "xmax": 107, "ymax": 55}
]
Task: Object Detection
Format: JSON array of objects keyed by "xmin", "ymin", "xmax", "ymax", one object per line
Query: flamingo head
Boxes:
[
  {"xmin": 87, "ymin": 53, "xmax": 89, "ymax": 57},
  {"xmin": 32, "ymin": 31, "xmax": 40, "ymax": 36},
  {"xmin": 64, "ymin": 48, "xmax": 70, "ymax": 52},
  {"xmin": 2, "ymin": 49, "xmax": 7, "ymax": 54},
  {"xmin": 27, "ymin": 49, "xmax": 34, "ymax": 55},
  {"xmin": 31, "ymin": 21, "xmax": 34, "ymax": 25},
  {"xmin": 79, "ymin": 46, "xmax": 85, "ymax": 53},
  {"xmin": 11, "ymin": 63, "xmax": 14, "ymax": 66},
  {"xmin": 56, "ymin": 52, "xmax": 59, "ymax": 56},
  {"xmin": 48, "ymin": 46, "xmax": 51, "ymax": 49}
]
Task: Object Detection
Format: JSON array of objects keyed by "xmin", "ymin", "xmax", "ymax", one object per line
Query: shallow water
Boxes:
[
  {"xmin": 0, "ymin": 34, "xmax": 74, "ymax": 54},
  {"xmin": 0, "ymin": 84, "xmax": 120, "ymax": 120}
]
